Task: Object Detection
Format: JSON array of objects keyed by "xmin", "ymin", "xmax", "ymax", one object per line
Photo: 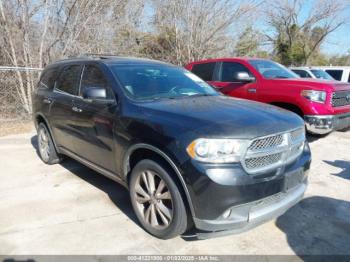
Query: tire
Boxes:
[
  {"xmin": 129, "ymin": 159, "xmax": 188, "ymax": 239},
  {"xmin": 37, "ymin": 122, "xmax": 63, "ymax": 165}
]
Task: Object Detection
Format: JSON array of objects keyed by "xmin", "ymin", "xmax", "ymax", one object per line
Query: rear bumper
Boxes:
[{"xmin": 305, "ymin": 112, "xmax": 350, "ymax": 134}]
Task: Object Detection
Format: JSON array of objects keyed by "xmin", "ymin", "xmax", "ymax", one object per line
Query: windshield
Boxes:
[
  {"xmin": 111, "ymin": 65, "xmax": 218, "ymax": 101},
  {"xmin": 310, "ymin": 69, "xmax": 334, "ymax": 80},
  {"xmin": 249, "ymin": 60, "xmax": 299, "ymax": 79}
]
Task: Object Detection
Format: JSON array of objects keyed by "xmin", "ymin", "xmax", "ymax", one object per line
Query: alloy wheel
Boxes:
[
  {"xmin": 134, "ymin": 170, "xmax": 173, "ymax": 229},
  {"xmin": 38, "ymin": 127, "xmax": 50, "ymax": 162}
]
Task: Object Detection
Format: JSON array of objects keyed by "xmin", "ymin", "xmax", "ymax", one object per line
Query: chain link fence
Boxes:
[{"xmin": 0, "ymin": 67, "xmax": 42, "ymax": 121}]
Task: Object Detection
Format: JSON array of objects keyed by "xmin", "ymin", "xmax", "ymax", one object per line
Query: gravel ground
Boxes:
[{"xmin": 0, "ymin": 130, "xmax": 349, "ymax": 255}]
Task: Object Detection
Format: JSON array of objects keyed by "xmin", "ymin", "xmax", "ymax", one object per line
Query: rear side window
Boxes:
[
  {"xmin": 56, "ymin": 65, "xmax": 81, "ymax": 95},
  {"xmin": 80, "ymin": 65, "xmax": 114, "ymax": 99},
  {"xmin": 292, "ymin": 69, "xmax": 312, "ymax": 78},
  {"xmin": 348, "ymin": 72, "xmax": 350, "ymax": 83},
  {"xmin": 220, "ymin": 62, "xmax": 253, "ymax": 82},
  {"xmin": 310, "ymin": 69, "xmax": 334, "ymax": 80},
  {"xmin": 325, "ymin": 70, "xmax": 343, "ymax": 81},
  {"xmin": 191, "ymin": 63, "xmax": 215, "ymax": 81},
  {"xmin": 38, "ymin": 68, "xmax": 58, "ymax": 89}
]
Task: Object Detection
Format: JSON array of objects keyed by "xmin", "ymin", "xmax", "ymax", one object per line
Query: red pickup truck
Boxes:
[{"xmin": 185, "ymin": 58, "xmax": 350, "ymax": 135}]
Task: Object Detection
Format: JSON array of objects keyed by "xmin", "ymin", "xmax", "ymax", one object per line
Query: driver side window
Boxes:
[
  {"xmin": 220, "ymin": 62, "xmax": 253, "ymax": 82},
  {"xmin": 80, "ymin": 65, "xmax": 114, "ymax": 99}
]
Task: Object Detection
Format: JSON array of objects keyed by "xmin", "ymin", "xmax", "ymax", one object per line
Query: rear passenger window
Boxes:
[
  {"xmin": 220, "ymin": 62, "xmax": 253, "ymax": 82},
  {"xmin": 348, "ymin": 72, "xmax": 350, "ymax": 83},
  {"xmin": 38, "ymin": 68, "xmax": 58, "ymax": 89},
  {"xmin": 56, "ymin": 65, "xmax": 81, "ymax": 95},
  {"xmin": 326, "ymin": 70, "xmax": 343, "ymax": 81},
  {"xmin": 191, "ymin": 63, "xmax": 215, "ymax": 81}
]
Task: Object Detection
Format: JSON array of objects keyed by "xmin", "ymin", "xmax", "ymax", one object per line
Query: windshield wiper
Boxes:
[
  {"xmin": 272, "ymin": 76, "xmax": 290, "ymax": 79},
  {"xmin": 147, "ymin": 94, "xmax": 212, "ymax": 101},
  {"xmin": 148, "ymin": 96, "xmax": 176, "ymax": 101},
  {"xmin": 187, "ymin": 93, "xmax": 212, "ymax": 98}
]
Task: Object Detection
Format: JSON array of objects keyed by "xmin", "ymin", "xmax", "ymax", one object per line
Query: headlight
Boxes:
[
  {"xmin": 301, "ymin": 90, "xmax": 326, "ymax": 103},
  {"xmin": 186, "ymin": 138, "xmax": 248, "ymax": 163}
]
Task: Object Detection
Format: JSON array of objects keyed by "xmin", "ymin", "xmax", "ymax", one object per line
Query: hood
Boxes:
[
  {"xmin": 329, "ymin": 82, "xmax": 350, "ymax": 92},
  {"xmin": 139, "ymin": 95, "xmax": 304, "ymax": 139},
  {"xmin": 266, "ymin": 78, "xmax": 350, "ymax": 92}
]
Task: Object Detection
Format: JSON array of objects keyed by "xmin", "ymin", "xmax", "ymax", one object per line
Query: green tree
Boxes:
[
  {"xmin": 329, "ymin": 53, "xmax": 350, "ymax": 66},
  {"xmin": 266, "ymin": 0, "xmax": 347, "ymax": 66},
  {"xmin": 235, "ymin": 26, "xmax": 268, "ymax": 57}
]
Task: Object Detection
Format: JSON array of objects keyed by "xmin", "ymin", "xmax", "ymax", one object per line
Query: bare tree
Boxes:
[
  {"xmin": 265, "ymin": 0, "xmax": 349, "ymax": 65},
  {"xmin": 0, "ymin": 0, "xmax": 146, "ymax": 115},
  {"xmin": 1, "ymin": 0, "xmax": 349, "ymax": 118},
  {"xmin": 145, "ymin": 0, "xmax": 262, "ymax": 65}
]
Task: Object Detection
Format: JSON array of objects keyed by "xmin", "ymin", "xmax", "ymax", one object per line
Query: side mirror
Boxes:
[
  {"xmin": 82, "ymin": 87, "xmax": 115, "ymax": 105},
  {"xmin": 235, "ymin": 72, "xmax": 255, "ymax": 82}
]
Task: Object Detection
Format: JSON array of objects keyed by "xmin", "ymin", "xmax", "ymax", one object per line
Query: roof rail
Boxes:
[
  {"xmin": 78, "ymin": 53, "xmax": 119, "ymax": 59},
  {"xmin": 54, "ymin": 54, "xmax": 119, "ymax": 63}
]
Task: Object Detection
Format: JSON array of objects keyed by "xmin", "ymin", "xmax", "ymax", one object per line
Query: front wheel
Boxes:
[{"xmin": 129, "ymin": 159, "xmax": 188, "ymax": 239}]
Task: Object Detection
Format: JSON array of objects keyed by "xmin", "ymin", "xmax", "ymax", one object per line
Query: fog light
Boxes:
[{"xmin": 222, "ymin": 209, "xmax": 231, "ymax": 218}]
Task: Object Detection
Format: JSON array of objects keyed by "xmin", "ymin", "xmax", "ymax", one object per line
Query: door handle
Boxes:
[
  {"xmin": 72, "ymin": 106, "xmax": 82, "ymax": 113},
  {"xmin": 43, "ymin": 98, "xmax": 52, "ymax": 104},
  {"xmin": 248, "ymin": 88, "xmax": 257, "ymax": 93}
]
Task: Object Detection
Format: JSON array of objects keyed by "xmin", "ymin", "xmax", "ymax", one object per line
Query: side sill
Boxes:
[{"xmin": 59, "ymin": 147, "xmax": 128, "ymax": 188}]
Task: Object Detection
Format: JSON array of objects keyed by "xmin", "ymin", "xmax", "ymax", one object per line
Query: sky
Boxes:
[{"xmin": 322, "ymin": 25, "xmax": 350, "ymax": 56}]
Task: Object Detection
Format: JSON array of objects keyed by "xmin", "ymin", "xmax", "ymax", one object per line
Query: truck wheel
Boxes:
[
  {"xmin": 37, "ymin": 122, "xmax": 63, "ymax": 165},
  {"xmin": 129, "ymin": 159, "xmax": 188, "ymax": 239}
]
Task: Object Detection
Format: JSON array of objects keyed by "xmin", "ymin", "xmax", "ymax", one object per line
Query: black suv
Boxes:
[{"xmin": 32, "ymin": 56, "xmax": 311, "ymax": 239}]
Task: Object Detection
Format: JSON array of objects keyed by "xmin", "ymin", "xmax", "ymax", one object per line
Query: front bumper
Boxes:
[
  {"xmin": 305, "ymin": 112, "xmax": 350, "ymax": 134},
  {"xmin": 181, "ymin": 144, "xmax": 311, "ymax": 239},
  {"xmin": 190, "ymin": 178, "xmax": 307, "ymax": 239}
]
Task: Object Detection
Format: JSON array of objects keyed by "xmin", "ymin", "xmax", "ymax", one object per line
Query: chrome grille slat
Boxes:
[
  {"xmin": 245, "ymin": 153, "xmax": 283, "ymax": 169},
  {"xmin": 332, "ymin": 91, "xmax": 350, "ymax": 107},
  {"xmin": 242, "ymin": 128, "xmax": 305, "ymax": 175},
  {"xmin": 248, "ymin": 134, "xmax": 284, "ymax": 151}
]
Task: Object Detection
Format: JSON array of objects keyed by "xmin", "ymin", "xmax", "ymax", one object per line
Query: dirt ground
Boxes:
[
  {"xmin": 0, "ymin": 129, "xmax": 349, "ymax": 255},
  {"xmin": 0, "ymin": 120, "xmax": 33, "ymax": 137}
]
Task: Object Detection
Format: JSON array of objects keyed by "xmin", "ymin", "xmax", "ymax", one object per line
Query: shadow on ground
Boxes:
[
  {"xmin": 30, "ymin": 135, "xmax": 39, "ymax": 157},
  {"xmin": 306, "ymin": 134, "xmax": 327, "ymax": 143},
  {"xmin": 30, "ymin": 135, "xmax": 196, "ymax": 239},
  {"xmin": 323, "ymin": 160, "xmax": 350, "ymax": 180},
  {"xmin": 276, "ymin": 196, "xmax": 350, "ymax": 256},
  {"xmin": 30, "ymin": 135, "xmax": 140, "ymax": 228}
]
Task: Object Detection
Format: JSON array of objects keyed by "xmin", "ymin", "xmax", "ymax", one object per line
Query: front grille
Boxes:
[
  {"xmin": 332, "ymin": 91, "xmax": 350, "ymax": 107},
  {"xmin": 243, "ymin": 128, "xmax": 305, "ymax": 175},
  {"xmin": 245, "ymin": 153, "xmax": 283, "ymax": 169},
  {"xmin": 248, "ymin": 134, "xmax": 284, "ymax": 151}
]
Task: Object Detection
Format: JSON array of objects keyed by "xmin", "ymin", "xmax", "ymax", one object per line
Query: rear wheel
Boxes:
[
  {"xmin": 37, "ymin": 122, "xmax": 63, "ymax": 165},
  {"xmin": 129, "ymin": 159, "xmax": 187, "ymax": 239}
]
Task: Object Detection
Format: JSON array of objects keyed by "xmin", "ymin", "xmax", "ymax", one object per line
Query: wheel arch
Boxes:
[
  {"xmin": 123, "ymin": 143, "xmax": 196, "ymax": 218},
  {"xmin": 34, "ymin": 112, "xmax": 60, "ymax": 152},
  {"xmin": 34, "ymin": 113, "xmax": 48, "ymax": 129}
]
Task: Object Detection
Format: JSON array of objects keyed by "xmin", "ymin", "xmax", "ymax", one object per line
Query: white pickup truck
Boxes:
[
  {"xmin": 289, "ymin": 67, "xmax": 335, "ymax": 80},
  {"xmin": 316, "ymin": 66, "xmax": 350, "ymax": 83}
]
